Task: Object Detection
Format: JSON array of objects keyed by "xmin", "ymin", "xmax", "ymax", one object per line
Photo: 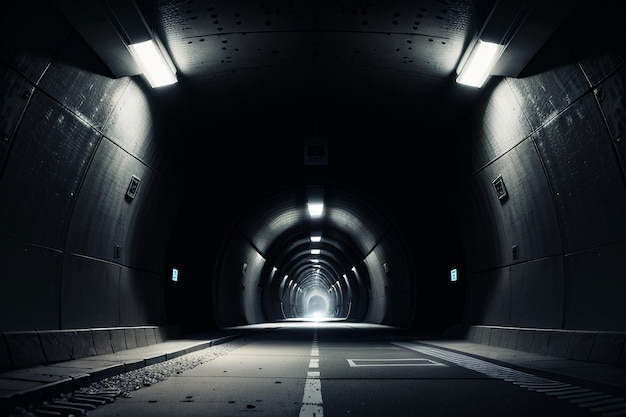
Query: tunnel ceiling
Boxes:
[{"xmin": 58, "ymin": 0, "xmax": 574, "ymax": 128}]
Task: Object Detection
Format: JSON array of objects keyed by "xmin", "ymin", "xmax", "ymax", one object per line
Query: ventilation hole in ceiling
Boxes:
[
  {"xmin": 237, "ymin": 21, "xmax": 242, "ymax": 25},
  {"xmin": 200, "ymin": 38, "xmax": 205, "ymax": 42},
  {"xmin": 362, "ymin": 20, "xmax": 367, "ymax": 25},
  {"xmin": 272, "ymin": 49, "xmax": 279, "ymax": 54},
  {"xmin": 392, "ymin": 20, "xmax": 398, "ymax": 25},
  {"xmin": 214, "ymin": 20, "xmax": 219, "ymax": 24},
  {"xmin": 428, "ymin": 39, "xmax": 433, "ymax": 42},
  {"xmin": 266, "ymin": 20, "xmax": 272, "ymax": 25},
  {"xmin": 211, "ymin": 13, "xmax": 217, "ymax": 19},
  {"xmin": 417, "ymin": 13, "xmax": 424, "ymax": 18},
  {"xmin": 222, "ymin": 40, "xmax": 228, "ymax": 44},
  {"xmin": 361, "ymin": 9, "xmax": 367, "ymax": 15},
  {"xmin": 406, "ymin": 39, "xmax": 412, "ymax": 44},
  {"xmin": 218, "ymin": 27, "xmax": 223, "ymax": 31}
]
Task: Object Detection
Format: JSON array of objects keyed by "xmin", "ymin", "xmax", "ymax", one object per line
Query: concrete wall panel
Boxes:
[
  {"xmin": 509, "ymin": 257, "xmax": 565, "ymax": 328},
  {"xmin": 118, "ymin": 268, "xmax": 166, "ymax": 327},
  {"xmin": 564, "ymin": 240, "xmax": 626, "ymax": 331},
  {"xmin": 0, "ymin": 238, "xmax": 61, "ymax": 331},
  {"xmin": 534, "ymin": 92, "xmax": 626, "ymax": 252},
  {"xmin": 60, "ymin": 255, "xmax": 120, "ymax": 329},
  {"xmin": 0, "ymin": 92, "xmax": 99, "ymax": 249},
  {"xmin": 462, "ymin": 268, "xmax": 511, "ymax": 326}
]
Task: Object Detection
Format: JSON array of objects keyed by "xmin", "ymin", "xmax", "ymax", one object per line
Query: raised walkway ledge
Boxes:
[
  {"xmin": 0, "ymin": 326, "xmax": 242, "ymax": 415},
  {"xmin": 418, "ymin": 324, "xmax": 626, "ymax": 395}
]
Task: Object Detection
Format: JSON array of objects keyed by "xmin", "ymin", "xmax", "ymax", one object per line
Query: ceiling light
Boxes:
[
  {"xmin": 128, "ymin": 39, "xmax": 177, "ymax": 88},
  {"xmin": 456, "ymin": 40, "xmax": 501, "ymax": 88},
  {"xmin": 311, "ymin": 249, "xmax": 321, "ymax": 255},
  {"xmin": 310, "ymin": 235, "xmax": 321, "ymax": 242},
  {"xmin": 307, "ymin": 202, "xmax": 324, "ymax": 218}
]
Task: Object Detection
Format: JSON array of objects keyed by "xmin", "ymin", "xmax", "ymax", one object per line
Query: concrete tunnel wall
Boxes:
[
  {"xmin": 444, "ymin": 4, "xmax": 626, "ymax": 331},
  {"xmin": 0, "ymin": 3, "xmax": 190, "ymax": 331},
  {"xmin": 0, "ymin": 1, "xmax": 625, "ymax": 337}
]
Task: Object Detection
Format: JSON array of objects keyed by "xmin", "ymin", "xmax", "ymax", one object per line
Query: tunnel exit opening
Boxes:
[{"xmin": 303, "ymin": 293, "xmax": 330, "ymax": 318}]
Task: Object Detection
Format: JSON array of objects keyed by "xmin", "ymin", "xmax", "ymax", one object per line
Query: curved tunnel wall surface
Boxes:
[
  {"xmin": 0, "ymin": 0, "xmax": 624, "ymax": 337},
  {"xmin": 447, "ymin": 4, "xmax": 626, "ymax": 331},
  {"xmin": 0, "ymin": 2, "xmax": 189, "ymax": 331}
]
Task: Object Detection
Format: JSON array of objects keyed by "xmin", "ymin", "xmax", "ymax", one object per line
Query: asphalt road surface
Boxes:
[{"xmin": 86, "ymin": 321, "xmax": 602, "ymax": 417}]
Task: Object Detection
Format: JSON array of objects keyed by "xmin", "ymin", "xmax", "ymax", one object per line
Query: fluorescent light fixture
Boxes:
[
  {"xmin": 311, "ymin": 249, "xmax": 321, "ymax": 255},
  {"xmin": 456, "ymin": 40, "xmax": 500, "ymax": 88},
  {"xmin": 310, "ymin": 235, "xmax": 321, "ymax": 242},
  {"xmin": 307, "ymin": 202, "xmax": 324, "ymax": 217},
  {"xmin": 128, "ymin": 39, "xmax": 177, "ymax": 88},
  {"xmin": 171, "ymin": 268, "xmax": 179, "ymax": 282}
]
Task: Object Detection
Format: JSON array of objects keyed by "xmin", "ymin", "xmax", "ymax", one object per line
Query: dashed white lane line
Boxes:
[{"xmin": 300, "ymin": 332, "xmax": 323, "ymax": 417}]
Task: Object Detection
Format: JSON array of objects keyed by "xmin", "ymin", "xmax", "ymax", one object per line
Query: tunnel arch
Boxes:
[{"xmin": 213, "ymin": 181, "xmax": 417, "ymax": 328}]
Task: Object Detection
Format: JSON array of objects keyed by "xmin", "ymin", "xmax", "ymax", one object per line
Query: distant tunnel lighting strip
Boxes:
[
  {"xmin": 300, "ymin": 330, "xmax": 323, "ymax": 416},
  {"xmin": 393, "ymin": 342, "xmax": 626, "ymax": 417}
]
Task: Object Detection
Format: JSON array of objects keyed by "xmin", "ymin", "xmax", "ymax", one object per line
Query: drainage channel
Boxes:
[
  {"xmin": 28, "ymin": 388, "xmax": 120, "ymax": 416},
  {"xmin": 393, "ymin": 342, "xmax": 626, "ymax": 417}
]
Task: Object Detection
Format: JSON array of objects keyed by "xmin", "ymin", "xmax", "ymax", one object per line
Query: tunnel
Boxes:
[{"xmin": 0, "ymin": 0, "xmax": 625, "ymax": 410}]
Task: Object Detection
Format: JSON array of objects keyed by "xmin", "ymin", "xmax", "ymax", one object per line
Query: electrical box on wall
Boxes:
[
  {"xmin": 492, "ymin": 174, "xmax": 508, "ymax": 202},
  {"xmin": 126, "ymin": 175, "xmax": 141, "ymax": 200}
]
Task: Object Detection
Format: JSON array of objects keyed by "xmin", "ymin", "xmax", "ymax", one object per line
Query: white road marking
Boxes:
[
  {"xmin": 346, "ymin": 358, "xmax": 446, "ymax": 367},
  {"xmin": 300, "ymin": 331, "xmax": 323, "ymax": 417}
]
